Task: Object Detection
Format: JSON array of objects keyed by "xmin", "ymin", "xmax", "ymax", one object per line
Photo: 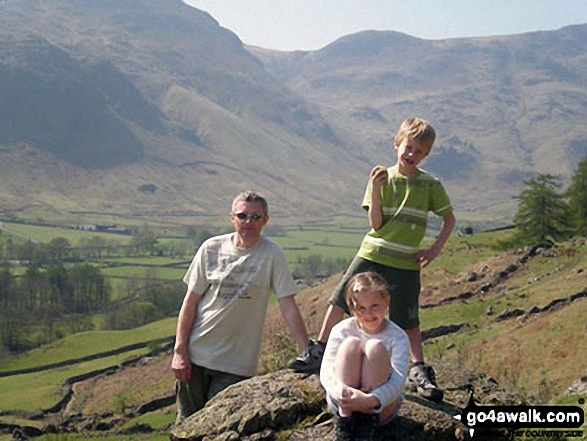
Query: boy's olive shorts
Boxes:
[{"xmin": 329, "ymin": 256, "xmax": 421, "ymax": 329}]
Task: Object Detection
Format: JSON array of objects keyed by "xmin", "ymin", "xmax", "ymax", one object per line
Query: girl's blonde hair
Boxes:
[{"xmin": 345, "ymin": 271, "xmax": 390, "ymax": 313}]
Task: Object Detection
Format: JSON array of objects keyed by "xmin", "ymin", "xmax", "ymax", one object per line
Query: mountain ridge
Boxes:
[
  {"xmin": 1, "ymin": 0, "xmax": 366, "ymax": 222},
  {"xmin": 1, "ymin": 0, "xmax": 586, "ymax": 224},
  {"xmin": 253, "ymin": 23, "xmax": 587, "ymax": 213}
]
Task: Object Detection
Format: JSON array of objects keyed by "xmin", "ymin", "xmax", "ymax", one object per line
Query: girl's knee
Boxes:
[
  {"xmin": 363, "ymin": 338, "xmax": 388, "ymax": 359},
  {"xmin": 339, "ymin": 336, "xmax": 363, "ymax": 355}
]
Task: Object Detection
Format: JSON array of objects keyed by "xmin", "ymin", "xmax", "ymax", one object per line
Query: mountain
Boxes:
[
  {"xmin": 1, "ymin": 0, "xmax": 586, "ymax": 225},
  {"xmin": 0, "ymin": 0, "xmax": 365, "ymax": 223},
  {"xmin": 252, "ymin": 27, "xmax": 587, "ymax": 214}
]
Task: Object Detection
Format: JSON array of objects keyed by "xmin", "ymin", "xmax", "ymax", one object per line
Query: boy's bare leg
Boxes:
[
  {"xmin": 318, "ymin": 303, "xmax": 345, "ymax": 342},
  {"xmin": 405, "ymin": 327, "xmax": 423, "ymax": 363},
  {"xmin": 405, "ymin": 326, "xmax": 443, "ymax": 402}
]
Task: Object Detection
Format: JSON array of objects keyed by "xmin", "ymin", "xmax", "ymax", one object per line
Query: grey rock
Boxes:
[{"xmin": 170, "ymin": 359, "xmax": 520, "ymax": 441}]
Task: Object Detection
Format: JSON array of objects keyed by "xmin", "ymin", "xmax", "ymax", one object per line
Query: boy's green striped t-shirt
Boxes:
[{"xmin": 357, "ymin": 165, "xmax": 453, "ymax": 271}]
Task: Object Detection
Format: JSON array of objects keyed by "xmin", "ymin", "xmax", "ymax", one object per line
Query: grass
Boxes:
[
  {"xmin": 77, "ymin": 357, "xmax": 173, "ymax": 415},
  {"xmin": 415, "ymin": 233, "xmax": 587, "ymax": 402},
  {"xmin": 0, "ymin": 318, "xmax": 176, "ymax": 372},
  {"xmin": 0, "ymin": 349, "xmax": 147, "ymax": 411},
  {"xmin": 100, "ymin": 265, "xmax": 185, "ymax": 281},
  {"xmin": 424, "ymin": 229, "xmax": 515, "ymax": 274},
  {"xmin": 98, "ymin": 257, "xmax": 189, "ymax": 266},
  {"xmin": 33, "ymin": 434, "xmax": 171, "ymax": 441},
  {"xmin": 0, "ymin": 221, "xmax": 133, "ymax": 245},
  {"xmin": 2, "ymin": 222, "xmax": 586, "ymax": 439},
  {"xmin": 429, "ymin": 284, "xmax": 587, "ymax": 400},
  {"xmin": 269, "ymin": 223, "xmax": 366, "ymax": 261},
  {"xmin": 118, "ymin": 408, "xmax": 176, "ymax": 432}
]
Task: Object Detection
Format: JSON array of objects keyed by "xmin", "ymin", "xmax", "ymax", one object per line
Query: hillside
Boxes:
[
  {"xmin": 252, "ymin": 26, "xmax": 587, "ymax": 214},
  {"xmin": 0, "ymin": 0, "xmax": 365, "ymax": 224},
  {"xmin": 1, "ymin": 233, "xmax": 585, "ymax": 439},
  {"xmin": 0, "ymin": 0, "xmax": 586, "ymax": 226}
]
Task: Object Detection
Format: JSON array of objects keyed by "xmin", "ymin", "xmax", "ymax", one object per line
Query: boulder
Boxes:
[
  {"xmin": 169, "ymin": 359, "xmax": 517, "ymax": 440},
  {"xmin": 170, "ymin": 370, "xmax": 324, "ymax": 441}
]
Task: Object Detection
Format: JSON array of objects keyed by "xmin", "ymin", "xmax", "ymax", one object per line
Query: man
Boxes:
[{"xmin": 171, "ymin": 191, "xmax": 309, "ymax": 422}]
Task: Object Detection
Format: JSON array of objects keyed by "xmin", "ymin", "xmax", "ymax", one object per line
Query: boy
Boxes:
[{"xmin": 291, "ymin": 118, "xmax": 455, "ymax": 403}]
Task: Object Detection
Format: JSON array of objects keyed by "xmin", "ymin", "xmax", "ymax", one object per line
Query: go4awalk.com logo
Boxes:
[{"xmin": 453, "ymin": 388, "xmax": 585, "ymax": 439}]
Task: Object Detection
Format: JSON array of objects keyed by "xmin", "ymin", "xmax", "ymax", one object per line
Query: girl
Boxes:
[{"xmin": 320, "ymin": 271, "xmax": 409, "ymax": 439}]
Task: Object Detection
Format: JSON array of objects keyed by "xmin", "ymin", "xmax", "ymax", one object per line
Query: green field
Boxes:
[
  {"xmin": 0, "ymin": 222, "xmax": 133, "ymax": 245},
  {"xmin": 0, "ymin": 319, "xmax": 176, "ymax": 373},
  {"xmin": 100, "ymin": 265, "xmax": 186, "ymax": 281},
  {"xmin": 0, "ymin": 349, "xmax": 151, "ymax": 411}
]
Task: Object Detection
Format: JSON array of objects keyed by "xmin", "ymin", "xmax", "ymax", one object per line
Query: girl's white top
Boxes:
[{"xmin": 320, "ymin": 316, "xmax": 410, "ymax": 412}]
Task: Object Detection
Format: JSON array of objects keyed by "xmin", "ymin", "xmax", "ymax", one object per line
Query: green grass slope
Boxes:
[{"xmin": 0, "ymin": 231, "xmax": 586, "ymax": 439}]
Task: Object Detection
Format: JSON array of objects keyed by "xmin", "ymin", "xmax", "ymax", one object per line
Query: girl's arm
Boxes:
[
  {"xmin": 369, "ymin": 326, "xmax": 410, "ymax": 410},
  {"xmin": 319, "ymin": 323, "xmax": 347, "ymax": 398}
]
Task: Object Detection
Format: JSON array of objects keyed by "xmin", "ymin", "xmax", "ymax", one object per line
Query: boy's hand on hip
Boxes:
[{"xmin": 414, "ymin": 248, "xmax": 438, "ymax": 267}]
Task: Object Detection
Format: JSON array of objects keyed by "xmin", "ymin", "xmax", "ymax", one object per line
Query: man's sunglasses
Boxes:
[{"xmin": 233, "ymin": 212, "xmax": 264, "ymax": 221}]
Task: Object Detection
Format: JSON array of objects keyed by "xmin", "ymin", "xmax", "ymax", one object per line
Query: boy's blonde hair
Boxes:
[
  {"xmin": 394, "ymin": 118, "xmax": 436, "ymax": 155},
  {"xmin": 345, "ymin": 271, "xmax": 390, "ymax": 314}
]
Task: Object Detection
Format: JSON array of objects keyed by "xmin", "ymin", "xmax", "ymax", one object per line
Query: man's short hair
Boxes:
[{"xmin": 232, "ymin": 191, "xmax": 269, "ymax": 215}]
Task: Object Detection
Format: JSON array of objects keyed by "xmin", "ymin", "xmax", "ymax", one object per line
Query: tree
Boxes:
[
  {"xmin": 0, "ymin": 268, "xmax": 14, "ymax": 308},
  {"xmin": 69, "ymin": 264, "xmax": 110, "ymax": 313},
  {"xmin": 567, "ymin": 156, "xmax": 587, "ymax": 234},
  {"xmin": 513, "ymin": 174, "xmax": 571, "ymax": 244},
  {"xmin": 21, "ymin": 265, "xmax": 43, "ymax": 309},
  {"xmin": 130, "ymin": 228, "xmax": 158, "ymax": 255},
  {"xmin": 0, "ymin": 309, "xmax": 25, "ymax": 352},
  {"xmin": 47, "ymin": 237, "xmax": 72, "ymax": 262},
  {"xmin": 47, "ymin": 265, "xmax": 71, "ymax": 309}
]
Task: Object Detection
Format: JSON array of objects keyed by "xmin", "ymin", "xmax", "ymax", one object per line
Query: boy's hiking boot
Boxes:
[
  {"xmin": 288, "ymin": 339, "xmax": 325, "ymax": 374},
  {"xmin": 408, "ymin": 363, "xmax": 444, "ymax": 403}
]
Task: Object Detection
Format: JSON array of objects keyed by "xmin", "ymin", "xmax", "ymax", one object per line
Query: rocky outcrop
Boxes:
[
  {"xmin": 170, "ymin": 360, "xmax": 522, "ymax": 440},
  {"xmin": 566, "ymin": 375, "xmax": 587, "ymax": 396},
  {"xmin": 170, "ymin": 370, "xmax": 325, "ymax": 441},
  {"xmin": 421, "ymin": 243, "xmax": 552, "ymax": 310}
]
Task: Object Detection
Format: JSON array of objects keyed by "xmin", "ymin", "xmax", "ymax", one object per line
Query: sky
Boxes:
[{"xmin": 182, "ymin": 0, "xmax": 587, "ymax": 51}]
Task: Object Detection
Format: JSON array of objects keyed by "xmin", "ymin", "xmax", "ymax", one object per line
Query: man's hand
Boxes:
[
  {"xmin": 278, "ymin": 295, "xmax": 309, "ymax": 352},
  {"xmin": 172, "ymin": 289, "xmax": 201, "ymax": 382},
  {"xmin": 171, "ymin": 351, "xmax": 192, "ymax": 383}
]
